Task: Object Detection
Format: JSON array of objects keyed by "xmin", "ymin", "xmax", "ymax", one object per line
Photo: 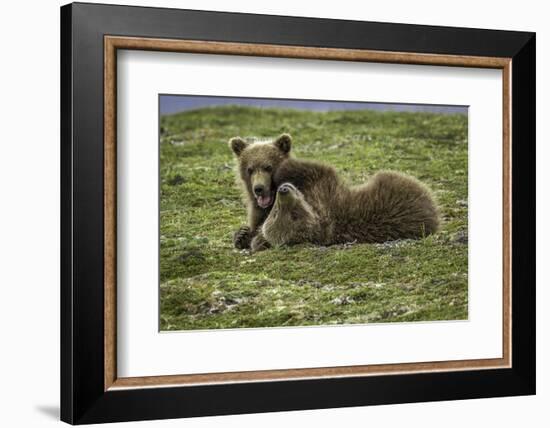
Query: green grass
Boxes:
[{"xmin": 159, "ymin": 105, "xmax": 468, "ymax": 331}]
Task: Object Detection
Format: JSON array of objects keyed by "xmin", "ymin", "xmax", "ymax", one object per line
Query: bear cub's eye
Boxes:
[
  {"xmin": 247, "ymin": 167, "xmax": 254, "ymax": 175},
  {"xmin": 263, "ymin": 165, "xmax": 272, "ymax": 172}
]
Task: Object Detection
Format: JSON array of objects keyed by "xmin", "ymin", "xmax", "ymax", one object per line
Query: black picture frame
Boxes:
[{"xmin": 61, "ymin": 2, "xmax": 535, "ymax": 424}]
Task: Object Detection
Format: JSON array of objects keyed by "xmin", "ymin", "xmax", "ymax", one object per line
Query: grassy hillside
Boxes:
[{"xmin": 159, "ymin": 105, "xmax": 468, "ymax": 331}]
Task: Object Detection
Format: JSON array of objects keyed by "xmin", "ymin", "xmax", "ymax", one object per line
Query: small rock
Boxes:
[
  {"xmin": 331, "ymin": 296, "xmax": 355, "ymax": 305},
  {"xmin": 452, "ymin": 230, "xmax": 468, "ymax": 244},
  {"xmin": 178, "ymin": 248, "xmax": 205, "ymax": 263}
]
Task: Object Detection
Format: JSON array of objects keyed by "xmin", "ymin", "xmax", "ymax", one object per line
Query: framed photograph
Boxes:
[{"xmin": 60, "ymin": 2, "xmax": 535, "ymax": 424}]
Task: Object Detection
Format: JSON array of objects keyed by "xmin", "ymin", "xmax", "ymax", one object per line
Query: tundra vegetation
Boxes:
[{"xmin": 159, "ymin": 105, "xmax": 468, "ymax": 331}]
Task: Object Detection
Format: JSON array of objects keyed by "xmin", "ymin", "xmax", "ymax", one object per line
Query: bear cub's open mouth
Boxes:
[
  {"xmin": 256, "ymin": 192, "xmax": 273, "ymax": 209},
  {"xmin": 257, "ymin": 184, "xmax": 297, "ymax": 208}
]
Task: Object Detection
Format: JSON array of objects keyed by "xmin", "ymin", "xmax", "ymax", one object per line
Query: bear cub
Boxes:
[{"xmin": 229, "ymin": 134, "xmax": 439, "ymax": 252}]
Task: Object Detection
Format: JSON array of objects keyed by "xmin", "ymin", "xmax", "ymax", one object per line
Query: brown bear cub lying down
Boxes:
[{"xmin": 229, "ymin": 134, "xmax": 439, "ymax": 252}]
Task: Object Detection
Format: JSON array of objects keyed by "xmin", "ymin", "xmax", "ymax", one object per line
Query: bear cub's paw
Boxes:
[
  {"xmin": 233, "ymin": 225, "xmax": 253, "ymax": 249},
  {"xmin": 250, "ymin": 234, "xmax": 271, "ymax": 253}
]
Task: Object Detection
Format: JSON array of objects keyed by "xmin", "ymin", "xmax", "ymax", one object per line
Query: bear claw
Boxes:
[
  {"xmin": 250, "ymin": 234, "xmax": 271, "ymax": 252},
  {"xmin": 233, "ymin": 225, "xmax": 252, "ymax": 249}
]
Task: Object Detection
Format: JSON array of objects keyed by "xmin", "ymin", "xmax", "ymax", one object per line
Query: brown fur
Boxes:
[{"xmin": 229, "ymin": 134, "xmax": 440, "ymax": 251}]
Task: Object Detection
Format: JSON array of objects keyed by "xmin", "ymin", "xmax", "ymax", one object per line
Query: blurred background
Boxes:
[{"xmin": 160, "ymin": 94, "xmax": 467, "ymax": 116}]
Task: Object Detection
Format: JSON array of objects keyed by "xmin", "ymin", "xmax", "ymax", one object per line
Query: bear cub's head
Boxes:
[{"xmin": 228, "ymin": 134, "xmax": 292, "ymax": 209}]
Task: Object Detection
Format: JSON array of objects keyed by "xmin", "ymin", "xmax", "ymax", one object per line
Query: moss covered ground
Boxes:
[{"xmin": 159, "ymin": 106, "xmax": 468, "ymax": 331}]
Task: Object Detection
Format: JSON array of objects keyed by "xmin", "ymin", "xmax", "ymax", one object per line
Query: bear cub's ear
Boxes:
[
  {"xmin": 229, "ymin": 137, "xmax": 248, "ymax": 156},
  {"xmin": 274, "ymin": 133, "xmax": 292, "ymax": 154}
]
